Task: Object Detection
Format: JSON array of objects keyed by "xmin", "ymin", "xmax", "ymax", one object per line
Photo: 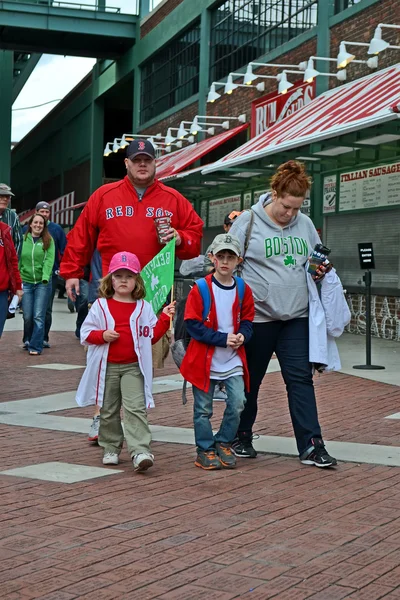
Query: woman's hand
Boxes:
[
  {"xmin": 312, "ymin": 260, "xmax": 333, "ymax": 282},
  {"xmin": 163, "ymin": 301, "xmax": 176, "ymax": 317},
  {"xmin": 16, "ymin": 290, "xmax": 23, "ymax": 301},
  {"xmin": 103, "ymin": 329, "xmax": 120, "ymax": 343}
]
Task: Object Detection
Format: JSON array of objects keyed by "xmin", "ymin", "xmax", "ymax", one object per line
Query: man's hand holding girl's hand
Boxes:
[
  {"xmin": 163, "ymin": 301, "xmax": 176, "ymax": 317},
  {"xmin": 103, "ymin": 329, "xmax": 120, "ymax": 343}
]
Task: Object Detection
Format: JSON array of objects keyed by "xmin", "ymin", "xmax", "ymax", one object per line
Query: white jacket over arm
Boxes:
[
  {"xmin": 307, "ymin": 268, "xmax": 351, "ymax": 371},
  {"xmin": 76, "ymin": 298, "xmax": 157, "ymax": 409}
]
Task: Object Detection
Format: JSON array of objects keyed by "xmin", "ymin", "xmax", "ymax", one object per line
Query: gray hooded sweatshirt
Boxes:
[{"xmin": 230, "ymin": 192, "xmax": 320, "ymax": 322}]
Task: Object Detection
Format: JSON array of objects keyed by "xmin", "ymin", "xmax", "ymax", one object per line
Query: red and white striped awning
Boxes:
[
  {"xmin": 157, "ymin": 123, "xmax": 249, "ymax": 180},
  {"xmin": 19, "ymin": 192, "xmax": 76, "ymax": 226},
  {"xmin": 203, "ymin": 64, "xmax": 400, "ymax": 174}
]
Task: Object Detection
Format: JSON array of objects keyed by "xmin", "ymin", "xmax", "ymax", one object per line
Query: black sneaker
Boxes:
[
  {"xmin": 300, "ymin": 438, "xmax": 337, "ymax": 468},
  {"xmin": 231, "ymin": 434, "xmax": 257, "ymax": 458},
  {"xmin": 195, "ymin": 450, "xmax": 221, "ymax": 470}
]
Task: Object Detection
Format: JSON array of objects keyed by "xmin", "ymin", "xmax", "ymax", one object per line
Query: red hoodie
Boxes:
[
  {"xmin": 60, "ymin": 176, "xmax": 204, "ymax": 279},
  {"xmin": 0, "ymin": 222, "xmax": 22, "ymax": 294},
  {"xmin": 180, "ymin": 274, "xmax": 254, "ymax": 393}
]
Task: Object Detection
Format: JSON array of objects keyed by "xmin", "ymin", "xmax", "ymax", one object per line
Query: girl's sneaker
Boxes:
[
  {"xmin": 88, "ymin": 415, "xmax": 100, "ymax": 443},
  {"xmin": 133, "ymin": 453, "xmax": 154, "ymax": 472},
  {"xmin": 103, "ymin": 452, "xmax": 119, "ymax": 465}
]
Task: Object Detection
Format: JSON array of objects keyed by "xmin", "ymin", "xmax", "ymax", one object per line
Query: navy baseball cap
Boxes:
[
  {"xmin": 36, "ymin": 201, "xmax": 51, "ymax": 210},
  {"xmin": 126, "ymin": 139, "xmax": 155, "ymax": 160}
]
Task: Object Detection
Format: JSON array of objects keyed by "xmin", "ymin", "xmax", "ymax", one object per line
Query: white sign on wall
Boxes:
[
  {"xmin": 208, "ymin": 195, "xmax": 241, "ymax": 227},
  {"xmin": 339, "ymin": 162, "xmax": 400, "ymax": 212},
  {"xmin": 323, "ymin": 175, "xmax": 337, "ymax": 214},
  {"xmin": 243, "ymin": 192, "xmax": 252, "ymax": 209}
]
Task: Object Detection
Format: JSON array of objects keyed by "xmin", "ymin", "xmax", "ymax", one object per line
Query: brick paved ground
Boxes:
[{"xmin": 1, "ymin": 329, "xmax": 400, "ymax": 599}]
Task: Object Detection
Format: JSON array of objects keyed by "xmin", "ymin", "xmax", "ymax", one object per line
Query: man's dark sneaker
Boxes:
[
  {"xmin": 300, "ymin": 438, "xmax": 337, "ymax": 468},
  {"xmin": 195, "ymin": 450, "xmax": 221, "ymax": 470},
  {"xmin": 231, "ymin": 434, "xmax": 257, "ymax": 458},
  {"xmin": 43, "ymin": 341, "xmax": 50, "ymax": 349},
  {"xmin": 215, "ymin": 442, "xmax": 236, "ymax": 468}
]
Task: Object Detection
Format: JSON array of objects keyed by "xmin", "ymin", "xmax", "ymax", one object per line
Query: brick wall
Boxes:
[
  {"xmin": 330, "ymin": 0, "xmax": 400, "ymax": 86},
  {"xmin": 141, "ymin": 0, "xmax": 186, "ymax": 38},
  {"xmin": 140, "ymin": 101, "xmax": 199, "ymax": 136},
  {"xmin": 346, "ymin": 293, "xmax": 400, "ymax": 342}
]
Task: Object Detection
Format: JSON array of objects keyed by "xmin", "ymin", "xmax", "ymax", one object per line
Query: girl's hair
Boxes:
[
  {"xmin": 98, "ymin": 272, "xmax": 146, "ymax": 300},
  {"xmin": 270, "ymin": 160, "xmax": 312, "ymax": 198},
  {"xmin": 25, "ymin": 213, "xmax": 52, "ymax": 250}
]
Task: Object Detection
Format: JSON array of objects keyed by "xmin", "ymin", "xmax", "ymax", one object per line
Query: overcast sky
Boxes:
[{"xmin": 11, "ymin": 0, "xmax": 163, "ymax": 142}]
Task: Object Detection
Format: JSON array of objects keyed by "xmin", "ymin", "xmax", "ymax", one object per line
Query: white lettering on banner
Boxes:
[
  {"xmin": 251, "ymin": 81, "xmax": 315, "ymax": 137},
  {"xmin": 339, "ymin": 161, "xmax": 400, "ymax": 212},
  {"xmin": 346, "ymin": 294, "xmax": 400, "ymax": 341},
  {"xmin": 142, "ymin": 252, "xmax": 171, "ymax": 280}
]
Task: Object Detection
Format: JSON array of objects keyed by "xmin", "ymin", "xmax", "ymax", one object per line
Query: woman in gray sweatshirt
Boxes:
[{"xmin": 230, "ymin": 160, "xmax": 336, "ymax": 468}]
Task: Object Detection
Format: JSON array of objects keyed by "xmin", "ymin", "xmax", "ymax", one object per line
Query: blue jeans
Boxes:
[
  {"xmin": 44, "ymin": 274, "xmax": 58, "ymax": 342},
  {"xmin": 22, "ymin": 282, "xmax": 50, "ymax": 353},
  {"xmin": 0, "ymin": 290, "xmax": 8, "ymax": 338},
  {"xmin": 193, "ymin": 375, "xmax": 246, "ymax": 452},
  {"xmin": 239, "ymin": 318, "xmax": 322, "ymax": 456}
]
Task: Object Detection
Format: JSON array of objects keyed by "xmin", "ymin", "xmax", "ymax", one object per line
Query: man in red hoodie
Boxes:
[{"xmin": 60, "ymin": 139, "xmax": 204, "ymax": 298}]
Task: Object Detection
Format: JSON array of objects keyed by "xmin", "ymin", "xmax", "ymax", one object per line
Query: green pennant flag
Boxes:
[{"xmin": 141, "ymin": 239, "xmax": 175, "ymax": 314}]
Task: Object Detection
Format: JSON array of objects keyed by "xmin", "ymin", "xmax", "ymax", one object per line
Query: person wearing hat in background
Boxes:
[
  {"xmin": 0, "ymin": 184, "xmax": 23, "ymax": 259},
  {"xmin": 60, "ymin": 138, "xmax": 203, "ymax": 442},
  {"xmin": 35, "ymin": 201, "xmax": 67, "ymax": 348},
  {"xmin": 223, "ymin": 210, "xmax": 243, "ymax": 233},
  {"xmin": 180, "ymin": 233, "xmax": 254, "ymax": 470}
]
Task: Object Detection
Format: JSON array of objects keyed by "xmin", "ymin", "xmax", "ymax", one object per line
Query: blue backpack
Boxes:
[{"xmin": 171, "ymin": 276, "xmax": 246, "ymax": 404}]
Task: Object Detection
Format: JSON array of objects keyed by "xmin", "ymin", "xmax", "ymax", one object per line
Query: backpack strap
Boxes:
[
  {"xmin": 233, "ymin": 276, "xmax": 245, "ymax": 308},
  {"xmin": 237, "ymin": 209, "xmax": 255, "ymax": 277},
  {"xmin": 195, "ymin": 278, "xmax": 212, "ymax": 321}
]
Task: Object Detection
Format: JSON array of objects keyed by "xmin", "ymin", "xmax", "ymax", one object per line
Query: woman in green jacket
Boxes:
[{"xmin": 20, "ymin": 213, "xmax": 55, "ymax": 355}]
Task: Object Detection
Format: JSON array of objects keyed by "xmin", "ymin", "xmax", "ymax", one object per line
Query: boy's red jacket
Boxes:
[
  {"xmin": 180, "ymin": 274, "xmax": 254, "ymax": 392},
  {"xmin": 60, "ymin": 177, "xmax": 203, "ymax": 279}
]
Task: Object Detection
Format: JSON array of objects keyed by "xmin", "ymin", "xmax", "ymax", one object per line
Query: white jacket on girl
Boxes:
[
  {"xmin": 76, "ymin": 298, "xmax": 157, "ymax": 409},
  {"xmin": 307, "ymin": 268, "xmax": 351, "ymax": 372}
]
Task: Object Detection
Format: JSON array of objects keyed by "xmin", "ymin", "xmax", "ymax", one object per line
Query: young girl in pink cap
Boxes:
[{"xmin": 76, "ymin": 251, "xmax": 175, "ymax": 472}]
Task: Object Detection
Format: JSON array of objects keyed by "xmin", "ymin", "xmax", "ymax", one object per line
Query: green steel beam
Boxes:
[
  {"xmin": 89, "ymin": 97, "xmax": 104, "ymax": 193},
  {"xmin": 0, "ymin": 1, "xmax": 137, "ymax": 58},
  {"xmin": 0, "ymin": 50, "xmax": 13, "ymax": 184},
  {"xmin": 198, "ymin": 8, "xmax": 211, "ymax": 129},
  {"xmin": 12, "ymin": 53, "xmax": 41, "ymax": 103}
]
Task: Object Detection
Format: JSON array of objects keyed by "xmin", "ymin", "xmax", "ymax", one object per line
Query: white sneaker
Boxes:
[
  {"xmin": 133, "ymin": 453, "xmax": 154, "ymax": 472},
  {"xmin": 88, "ymin": 415, "xmax": 100, "ymax": 442},
  {"xmin": 103, "ymin": 452, "xmax": 119, "ymax": 465}
]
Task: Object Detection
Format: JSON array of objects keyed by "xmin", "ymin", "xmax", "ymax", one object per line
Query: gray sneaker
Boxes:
[{"xmin": 88, "ymin": 415, "xmax": 100, "ymax": 443}]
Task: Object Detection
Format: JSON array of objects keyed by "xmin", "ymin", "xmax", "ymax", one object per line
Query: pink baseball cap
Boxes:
[{"xmin": 108, "ymin": 252, "xmax": 141, "ymax": 275}]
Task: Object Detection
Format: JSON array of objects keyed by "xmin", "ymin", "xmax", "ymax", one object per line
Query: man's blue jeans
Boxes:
[
  {"xmin": 22, "ymin": 282, "xmax": 50, "ymax": 353},
  {"xmin": 44, "ymin": 274, "xmax": 58, "ymax": 343},
  {"xmin": 193, "ymin": 375, "xmax": 246, "ymax": 452},
  {"xmin": 0, "ymin": 290, "xmax": 8, "ymax": 338}
]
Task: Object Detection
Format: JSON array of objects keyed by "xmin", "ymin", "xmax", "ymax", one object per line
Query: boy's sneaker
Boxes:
[
  {"xmin": 43, "ymin": 341, "xmax": 51, "ymax": 349},
  {"xmin": 103, "ymin": 452, "xmax": 119, "ymax": 465},
  {"xmin": 213, "ymin": 383, "xmax": 228, "ymax": 401},
  {"xmin": 215, "ymin": 442, "xmax": 236, "ymax": 468},
  {"xmin": 195, "ymin": 450, "xmax": 221, "ymax": 470},
  {"xmin": 300, "ymin": 438, "xmax": 337, "ymax": 468},
  {"xmin": 88, "ymin": 415, "xmax": 100, "ymax": 443},
  {"xmin": 133, "ymin": 453, "xmax": 154, "ymax": 472},
  {"xmin": 232, "ymin": 434, "xmax": 258, "ymax": 458}
]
